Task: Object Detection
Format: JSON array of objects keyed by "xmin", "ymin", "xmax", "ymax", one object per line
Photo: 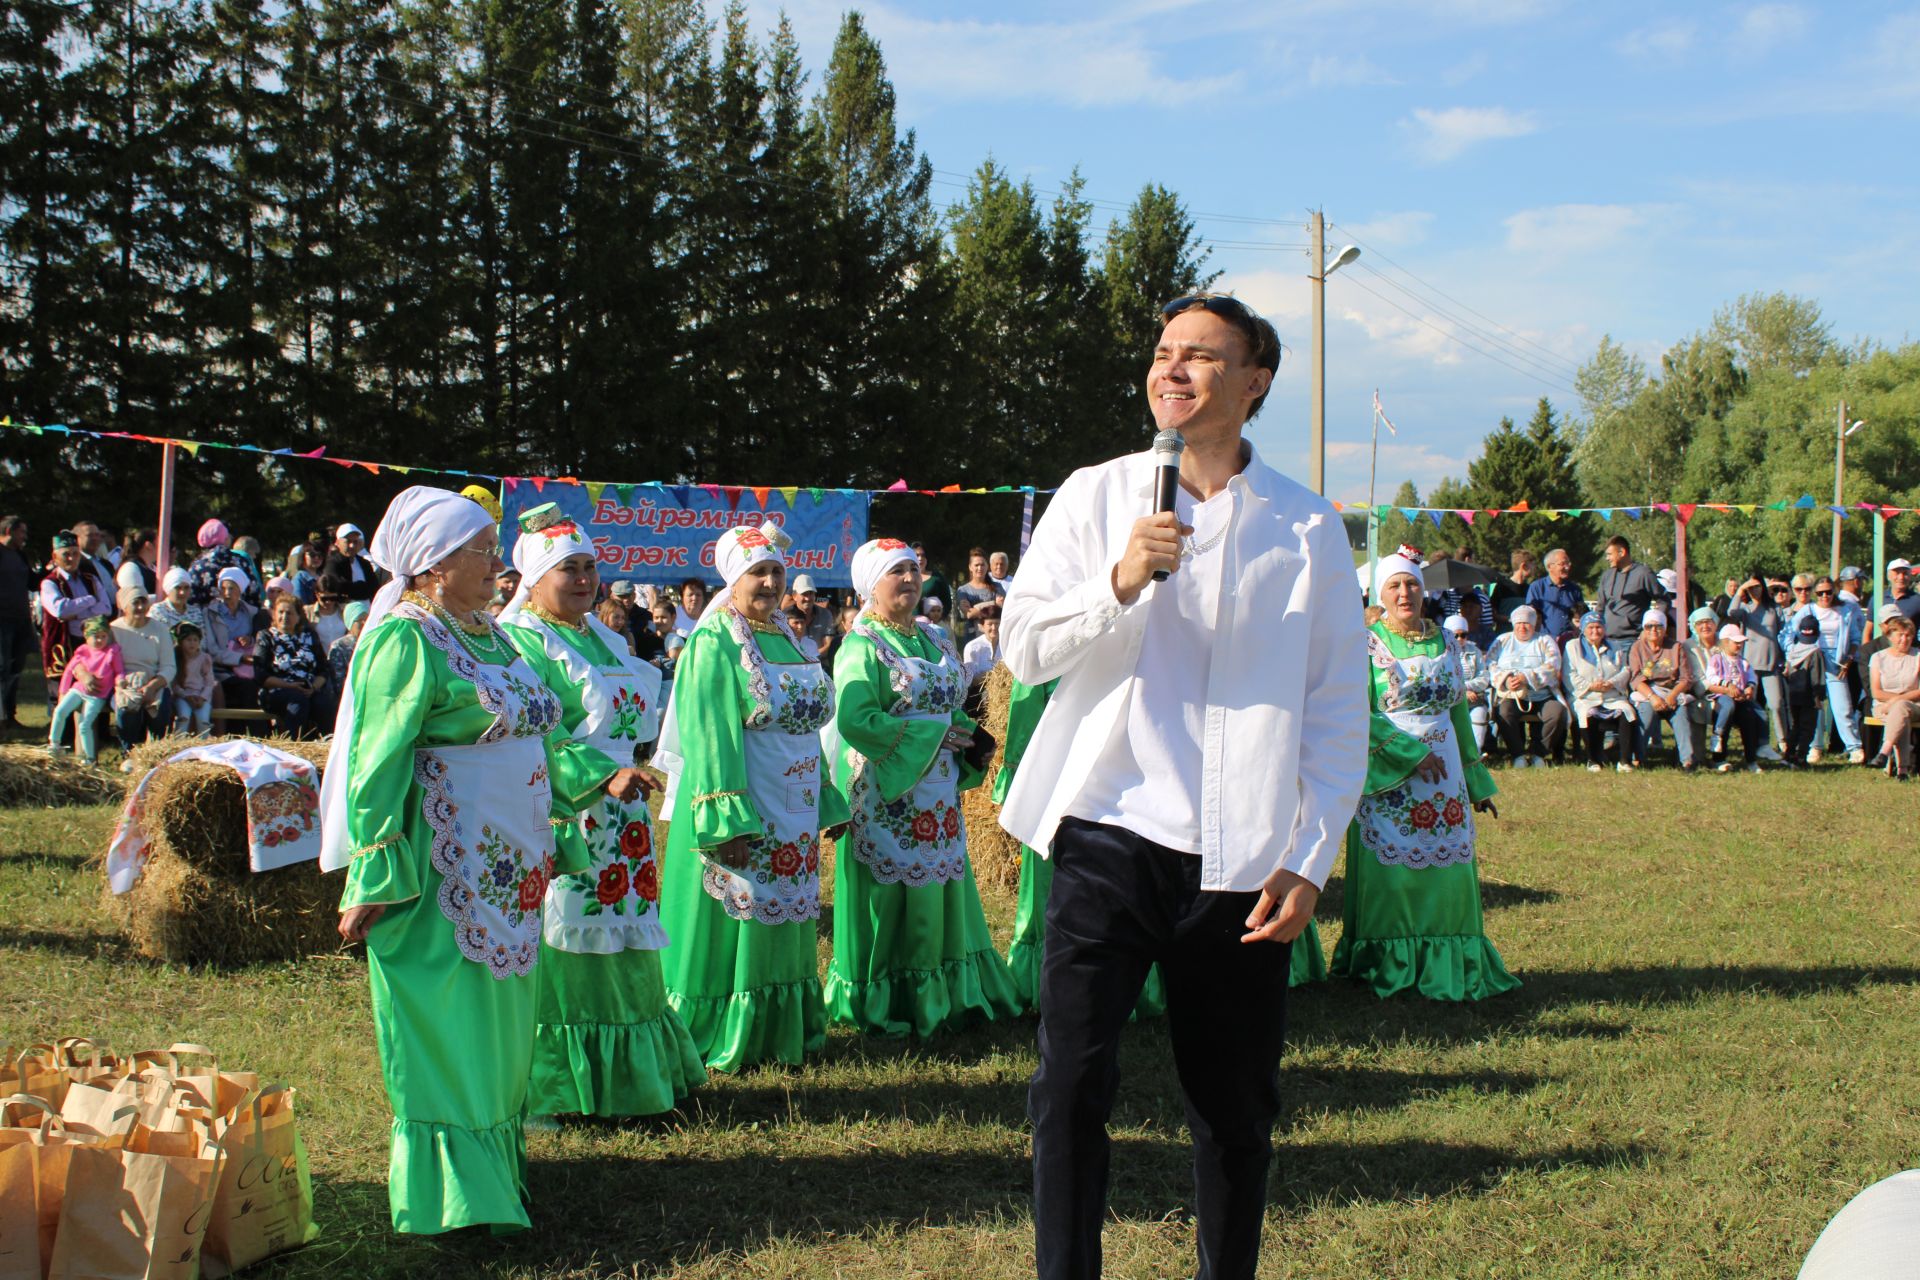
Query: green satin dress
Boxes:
[
  {"xmin": 1330, "ymin": 622, "xmax": 1520, "ymax": 1001},
  {"xmin": 824, "ymin": 619, "xmax": 1021, "ymax": 1037},
  {"xmin": 501, "ymin": 613, "xmax": 704, "ymax": 1116},
  {"xmin": 338, "ymin": 606, "xmax": 609, "ymax": 1235},
  {"xmin": 999, "ymin": 679, "xmax": 1324, "ymax": 1014},
  {"xmin": 659, "ymin": 612, "xmax": 851, "ymax": 1071}
]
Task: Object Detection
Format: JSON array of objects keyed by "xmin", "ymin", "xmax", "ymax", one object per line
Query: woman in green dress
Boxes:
[
  {"xmin": 497, "ymin": 503, "xmax": 704, "ymax": 1117},
  {"xmin": 654, "ymin": 524, "xmax": 849, "ymax": 1071},
  {"xmin": 324, "ymin": 487, "xmax": 654, "ymax": 1235},
  {"xmin": 1330, "ymin": 547, "xmax": 1519, "ymax": 1001},
  {"xmin": 824, "ymin": 538, "xmax": 1021, "ymax": 1037},
  {"xmin": 998, "ymin": 678, "xmax": 1323, "ymax": 1014}
]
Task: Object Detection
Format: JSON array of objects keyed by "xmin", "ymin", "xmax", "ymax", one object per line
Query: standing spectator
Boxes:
[
  {"xmin": 1525, "ymin": 548, "xmax": 1586, "ymax": 644},
  {"xmin": 115, "ymin": 529, "xmax": 159, "ymax": 597},
  {"xmin": 912, "ymin": 541, "xmax": 951, "ymax": 617},
  {"xmin": 1742, "ymin": 613, "xmax": 1788, "ymax": 760},
  {"xmin": 207, "ymin": 566, "xmax": 264, "ymax": 706},
  {"xmin": 187, "ymin": 519, "xmax": 258, "ymax": 608},
  {"xmin": 1598, "ymin": 535, "xmax": 1659, "ymax": 657},
  {"xmin": 788, "ymin": 574, "xmax": 836, "ymax": 659},
  {"xmin": 1780, "ymin": 614, "xmax": 1826, "ymax": 767},
  {"xmin": 1486, "ymin": 606, "xmax": 1567, "ymax": 767},
  {"xmin": 647, "ymin": 600, "xmax": 684, "ymax": 705},
  {"xmin": 0, "ymin": 515, "xmax": 35, "ymax": 729},
  {"xmin": 48, "ymin": 617, "xmax": 119, "ymax": 764},
  {"xmin": 254, "ymin": 594, "xmax": 328, "ymax": 737},
  {"xmin": 952, "ymin": 547, "xmax": 1006, "ymax": 647},
  {"xmin": 322, "ymin": 522, "xmax": 381, "ymax": 601},
  {"xmin": 308, "ymin": 572, "xmax": 351, "ymax": 650},
  {"xmin": 673, "ymin": 578, "xmax": 708, "ymax": 638},
  {"xmin": 1489, "ymin": 548, "xmax": 1534, "ymax": 627},
  {"xmin": 150, "ymin": 567, "xmax": 208, "ymax": 641},
  {"xmin": 110, "ymin": 586, "xmax": 177, "ymax": 756},
  {"xmin": 1719, "ymin": 569, "xmax": 1782, "ymax": 641},
  {"xmin": 288, "ymin": 540, "xmax": 328, "ymax": 606},
  {"xmin": 39, "ymin": 530, "xmax": 113, "ymax": 710},
  {"xmin": 1887, "ymin": 558, "xmax": 1920, "ymax": 625},
  {"xmin": 1629, "ymin": 610, "xmax": 1697, "ymax": 770},
  {"xmin": 1837, "ymin": 565, "xmax": 1868, "ymax": 609},
  {"xmin": 71, "ymin": 521, "xmax": 118, "ymax": 588},
  {"xmin": 172, "ymin": 623, "xmax": 215, "ymax": 737},
  {"xmin": 989, "ymin": 550, "xmax": 1014, "ymax": 593},
  {"xmin": 962, "ymin": 602, "xmax": 1002, "ymax": 688},
  {"xmin": 631, "ymin": 600, "xmax": 667, "ymax": 665},
  {"xmin": 1868, "ymin": 608, "xmax": 1918, "ymax": 779},
  {"xmin": 494, "ymin": 566, "xmax": 522, "ymax": 610},
  {"xmin": 1787, "ymin": 577, "xmax": 1866, "ymax": 764},
  {"xmin": 327, "ymin": 601, "xmax": 369, "ymax": 696}
]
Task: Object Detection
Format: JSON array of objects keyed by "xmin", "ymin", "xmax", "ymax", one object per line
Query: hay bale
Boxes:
[
  {"xmin": 0, "ymin": 745, "xmax": 122, "ymax": 808},
  {"xmin": 962, "ymin": 664, "xmax": 1024, "ymax": 892},
  {"xmin": 113, "ymin": 736, "xmax": 343, "ymax": 966}
]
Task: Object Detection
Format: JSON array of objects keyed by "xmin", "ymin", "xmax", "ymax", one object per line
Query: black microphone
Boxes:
[{"xmin": 1150, "ymin": 428, "xmax": 1186, "ymax": 582}]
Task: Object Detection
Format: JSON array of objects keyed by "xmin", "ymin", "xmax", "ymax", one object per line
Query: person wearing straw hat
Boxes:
[
  {"xmin": 823, "ymin": 537, "xmax": 1020, "ymax": 1037},
  {"xmin": 652, "ymin": 524, "xmax": 851, "ymax": 1071},
  {"xmin": 321, "ymin": 486, "xmax": 647, "ymax": 1236},
  {"xmin": 496, "ymin": 503, "xmax": 703, "ymax": 1115},
  {"xmin": 1331, "ymin": 546, "xmax": 1516, "ymax": 1002}
]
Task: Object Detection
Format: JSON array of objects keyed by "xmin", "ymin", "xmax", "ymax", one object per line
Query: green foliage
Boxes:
[
  {"xmin": 1464, "ymin": 398, "xmax": 1590, "ymax": 575},
  {"xmin": 1569, "ymin": 334, "xmax": 1645, "ymax": 444}
]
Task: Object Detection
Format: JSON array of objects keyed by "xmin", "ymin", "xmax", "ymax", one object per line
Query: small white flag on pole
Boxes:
[{"xmin": 1372, "ymin": 389, "xmax": 1398, "ymax": 436}]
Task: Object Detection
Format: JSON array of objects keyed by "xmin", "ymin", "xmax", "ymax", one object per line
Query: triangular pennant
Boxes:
[
  {"xmin": 1565, "ymin": 508, "xmax": 1585, "ymax": 517},
  {"xmin": 992, "ymin": 485, "xmax": 1014, "ymax": 493},
  {"xmin": 1675, "ymin": 503, "xmax": 1697, "ymax": 525},
  {"xmin": 671, "ymin": 486, "xmax": 692, "ymax": 508},
  {"xmin": 1734, "ymin": 504, "xmax": 1755, "ymax": 514},
  {"xmin": 503, "ymin": 478, "xmax": 520, "ymax": 493},
  {"xmin": 969, "ymin": 487, "xmax": 988, "ymax": 494},
  {"xmin": 300, "ymin": 446, "xmax": 327, "ymax": 458},
  {"xmin": 1332, "ymin": 501, "xmax": 1345, "ymax": 512},
  {"xmin": 940, "ymin": 484, "xmax": 962, "ymax": 493},
  {"xmin": 778, "ymin": 487, "xmax": 798, "ymax": 507},
  {"xmin": 1400, "ymin": 507, "xmax": 1420, "ymax": 522},
  {"xmin": 178, "ymin": 440, "xmax": 202, "ymax": 457},
  {"xmin": 1542, "ymin": 510, "xmax": 1561, "ymax": 522},
  {"xmin": 530, "ymin": 477, "xmax": 547, "ymax": 493},
  {"xmin": 1596, "ymin": 509, "xmax": 1613, "ymax": 521},
  {"xmin": 1766, "ymin": 500, "xmax": 1788, "ymax": 511},
  {"xmin": 723, "ymin": 486, "xmax": 744, "ymax": 511},
  {"xmin": 1792, "ymin": 494, "xmax": 1816, "ymax": 509},
  {"xmin": 1425, "ymin": 511, "xmax": 1444, "ymax": 530},
  {"xmin": 1456, "ymin": 509, "xmax": 1475, "ymax": 525},
  {"xmin": 1653, "ymin": 503, "xmax": 1671, "ymax": 513},
  {"xmin": 585, "ymin": 481, "xmax": 607, "ymax": 504},
  {"xmin": 389, "ymin": 465, "xmax": 412, "ymax": 475},
  {"xmin": 1482, "ymin": 509, "xmax": 1501, "ymax": 520},
  {"xmin": 887, "ymin": 479, "xmax": 909, "ymax": 492},
  {"xmin": 750, "ymin": 486, "xmax": 770, "ymax": 510},
  {"xmin": 1827, "ymin": 505, "xmax": 1847, "ymax": 518},
  {"xmin": 1622, "ymin": 508, "xmax": 1641, "ymax": 520},
  {"xmin": 1508, "ymin": 500, "xmax": 1530, "ymax": 513},
  {"xmin": 699, "ymin": 483, "xmax": 721, "ymax": 503},
  {"xmin": 329, "ymin": 457, "xmax": 354, "ymax": 469},
  {"xmin": 616, "ymin": 484, "xmax": 636, "ymax": 507},
  {"xmin": 1705, "ymin": 503, "xmax": 1729, "ymax": 513},
  {"xmin": 808, "ymin": 487, "xmax": 825, "ymax": 504},
  {"xmin": 359, "ymin": 462, "xmax": 381, "ymax": 474}
]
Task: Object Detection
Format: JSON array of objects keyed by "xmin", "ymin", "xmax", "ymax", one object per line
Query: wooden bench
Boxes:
[{"xmin": 208, "ymin": 708, "xmax": 272, "ymax": 738}]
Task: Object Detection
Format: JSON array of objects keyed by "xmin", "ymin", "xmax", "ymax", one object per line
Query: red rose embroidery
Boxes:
[
  {"xmin": 911, "ymin": 811, "xmax": 940, "ymax": 843},
  {"xmin": 941, "ymin": 808, "xmax": 961, "ymax": 840},
  {"xmin": 632, "ymin": 859, "xmax": 659, "ymax": 902},
  {"xmin": 804, "ymin": 844, "xmax": 819, "ymax": 873},
  {"xmin": 1441, "ymin": 798, "xmax": 1465, "ymax": 826},
  {"xmin": 620, "ymin": 821, "xmax": 651, "ymax": 859},
  {"xmin": 596, "ymin": 862, "xmax": 629, "ymax": 905},
  {"xmin": 518, "ymin": 866, "xmax": 548, "ymax": 912},
  {"xmin": 1410, "ymin": 801, "xmax": 1438, "ymax": 831},
  {"xmin": 769, "ymin": 843, "xmax": 802, "ymax": 877}
]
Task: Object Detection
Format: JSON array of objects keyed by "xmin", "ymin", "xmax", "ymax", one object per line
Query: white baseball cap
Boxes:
[
  {"xmin": 1890, "ymin": 558, "xmax": 1913, "ymax": 572},
  {"xmin": 1656, "ymin": 568, "xmax": 1677, "ymax": 589},
  {"xmin": 336, "ymin": 522, "xmax": 364, "ymax": 539},
  {"xmin": 791, "ymin": 574, "xmax": 817, "ymax": 594}
]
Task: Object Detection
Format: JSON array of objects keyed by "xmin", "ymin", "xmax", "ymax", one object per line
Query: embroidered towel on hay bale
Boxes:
[{"xmin": 102, "ymin": 737, "xmax": 342, "ymax": 965}]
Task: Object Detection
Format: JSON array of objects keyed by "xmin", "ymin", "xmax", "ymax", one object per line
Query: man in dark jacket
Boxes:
[
  {"xmin": 0, "ymin": 516, "xmax": 37, "ymax": 727},
  {"xmin": 1597, "ymin": 535, "xmax": 1658, "ymax": 657},
  {"xmin": 321, "ymin": 522, "xmax": 384, "ymax": 601}
]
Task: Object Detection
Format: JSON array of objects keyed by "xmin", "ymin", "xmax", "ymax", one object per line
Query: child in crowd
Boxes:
[
  {"xmin": 49, "ymin": 617, "xmax": 121, "ymax": 763},
  {"xmin": 1705, "ymin": 623, "xmax": 1763, "ymax": 771},
  {"xmin": 1781, "ymin": 614, "xmax": 1826, "ymax": 768},
  {"xmin": 173, "ymin": 622, "xmax": 216, "ymax": 736}
]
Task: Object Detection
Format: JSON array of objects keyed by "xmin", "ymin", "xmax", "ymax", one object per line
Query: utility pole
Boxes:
[
  {"xmin": 1831, "ymin": 399, "xmax": 1847, "ymax": 579},
  {"xmin": 1309, "ymin": 210, "xmax": 1326, "ymax": 496}
]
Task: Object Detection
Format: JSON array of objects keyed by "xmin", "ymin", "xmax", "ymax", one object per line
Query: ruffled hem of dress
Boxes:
[
  {"xmin": 823, "ymin": 944, "xmax": 1022, "ymax": 1038},
  {"xmin": 1290, "ymin": 930, "xmax": 1329, "ymax": 987},
  {"xmin": 1329, "ymin": 932, "xmax": 1520, "ymax": 1002},
  {"xmin": 386, "ymin": 1113, "xmax": 529, "ymax": 1236},
  {"xmin": 1006, "ymin": 935, "xmax": 1042, "ymax": 1014},
  {"xmin": 542, "ymin": 912, "xmax": 670, "ymax": 955},
  {"xmin": 528, "ymin": 1009, "xmax": 706, "ymax": 1118},
  {"xmin": 667, "ymin": 976, "xmax": 828, "ymax": 1073}
]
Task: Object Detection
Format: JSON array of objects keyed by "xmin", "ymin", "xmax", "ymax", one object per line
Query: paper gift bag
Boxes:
[
  {"xmin": 47, "ymin": 1108, "xmax": 224, "ymax": 1280},
  {"xmin": 121, "ymin": 1047, "xmax": 257, "ymax": 1122},
  {"xmin": 0, "ymin": 1096, "xmax": 54, "ymax": 1280},
  {"xmin": 0, "ymin": 1053, "xmax": 69, "ymax": 1111},
  {"xmin": 63, "ymin": 1073, "xmax": 213, "ymax": 1136},
  {"xmin": 201, "ymin": 1086, "xmax": 318, "ymax": 1277}
]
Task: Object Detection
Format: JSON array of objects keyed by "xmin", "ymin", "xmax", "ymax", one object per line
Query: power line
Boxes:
[
  {"xmin": 1349, "ymin": 262, "xmax": 1583, "ymax": 386},
  {"xmin": 1337, "ymin": 273, "xmax": 1582, "ymax": 398}
]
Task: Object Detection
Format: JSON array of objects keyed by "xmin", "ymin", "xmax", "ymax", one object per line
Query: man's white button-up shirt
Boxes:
[{"xmin": 999, "ymin": 445, "xmax": 1370, "ymax": 892}]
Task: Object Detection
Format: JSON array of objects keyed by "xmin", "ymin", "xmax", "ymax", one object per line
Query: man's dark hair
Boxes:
[
  {"xmin": 1606, "ymin": 535, "xmax": 1631, "ymax": 554},
  {"xmin": 1159, "ymin": 293, "xmax": 1283, "ymax": 422},
  {"xmin": 318, "ymin": 569, "xmax": 351, "ymax": 596},
  {"xmin": 975, "ymin": 602, "xmax": 1002, "ymax": 621}
]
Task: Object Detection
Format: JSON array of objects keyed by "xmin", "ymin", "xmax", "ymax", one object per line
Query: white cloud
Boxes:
[
  {"xmin": 1403, "ymin": 105, "xmax": 1539, "ymax": 162},
  {"xmin": 1343, "ymin": 211, "xmax": 1435, "ymax": 248},
  {"xmin": 1339, "ymin": 300, "xmax": 1467, "ymax": 367},
  {"xmin": 1307, "ymin": 52, "xmax": 1398, "ymax": 87},
  {"xmin": 1615, "ymin": 20, "xmax": 1696, "ymax": 63},
  {"xmin": 1503, "ymin": 203, "xmax": 1657, "ymax": 256},
  {"xmin": 1731, "ymin": 3, "xmax": 1809, "ymax": 57},
  {"xmin": 1441, "ymin": 51, "xmax": 1489, "ymax": 86}
]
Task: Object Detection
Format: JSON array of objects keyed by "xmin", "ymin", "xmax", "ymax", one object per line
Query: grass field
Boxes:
[{"xmin": 3, "ymin": 715, "xmax": 1916, "ymax": 1279}]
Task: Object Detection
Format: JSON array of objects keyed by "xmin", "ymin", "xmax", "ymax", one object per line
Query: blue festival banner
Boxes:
[{"xmin": 501, "ymin": 482, "xmax": 868, "ymax": 588}]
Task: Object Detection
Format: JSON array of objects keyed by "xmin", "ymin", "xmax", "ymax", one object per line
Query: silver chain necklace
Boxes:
[{"xmin": 1183, "ymin": 522, "xmax": 1229, "ymax": 559}]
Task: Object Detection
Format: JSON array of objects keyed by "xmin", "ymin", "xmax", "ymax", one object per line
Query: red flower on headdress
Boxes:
[
  {"xmin": 543, "ymin": 521, "xmax": 580, "ymax": 539},
  {"xmin": 874, "ymin": 538, "xmax": 908, "ymax": 551},
  {"xmin": 736, "ymin": 529, "xmax": 772, "ymax": 550}
]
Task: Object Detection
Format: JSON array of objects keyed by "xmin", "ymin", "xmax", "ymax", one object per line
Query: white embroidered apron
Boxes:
[
  {"xmin": 702, "ymin": 612, "xmax": 836, "ymax": 924},
  {"xmin": 531, "ymin": 618, "xmax": 669, "ymax": 954},
  {"xmin": 406, "ymin": 605, "xmax": 565, "ymax": 980},
  {"xmin": 843, "ymin": 620, "xmax": 969, "ymax": 888},
  {"xmin": 1354, "ymin": 636, "xmax": 1476, "ymax": 870}
]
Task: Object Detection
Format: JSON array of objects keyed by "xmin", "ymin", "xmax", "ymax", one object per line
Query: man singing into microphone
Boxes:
[{"xmin": 1001, "ymin": 293, "xmax": 1369, "ymax": 1280}]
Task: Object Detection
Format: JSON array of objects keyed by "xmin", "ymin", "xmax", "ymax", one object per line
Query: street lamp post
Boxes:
[
  {"xmin": 1308, "ymin": 210, "xmax": 1359, "ymax": 496},
  {"xmin": 1831, "ymin": 401, "xmax": 1866, "ymax": 578}
]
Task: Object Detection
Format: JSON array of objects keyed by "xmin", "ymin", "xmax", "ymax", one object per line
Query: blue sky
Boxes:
[{"xmin": 752, "ymin": 0, "xmax": 1919, "ymax": 500}]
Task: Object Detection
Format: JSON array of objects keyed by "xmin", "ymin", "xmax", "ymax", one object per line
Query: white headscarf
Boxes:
[
  {"xmin": 497, "ymin": 503, "xmax": 638, "ymax": 664},
  {"xmin": 1371, "ymin": 545, "xmax": 1425, "ymax": 606},
  {"xmin": 852, "ymin": 538, "xmax": 916, "ymax": 602},
  {"xmin": 319, "ymin": 486, "xmax": 497, "ymax": 872}
]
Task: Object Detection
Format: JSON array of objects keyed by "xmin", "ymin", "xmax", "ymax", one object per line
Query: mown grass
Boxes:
[{"xmin": 2, "ymin": 735, "xmax": 1915, "ymax": 1279}]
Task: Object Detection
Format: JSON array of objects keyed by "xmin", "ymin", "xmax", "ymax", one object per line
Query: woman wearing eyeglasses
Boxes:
[
  {"xmin": 1784, "ymin": 577, "xmax": 1867, "ymax": 764},
  {"xmin": 320, "ymin": 487, "xmax": 643, "ymax": 1236}
]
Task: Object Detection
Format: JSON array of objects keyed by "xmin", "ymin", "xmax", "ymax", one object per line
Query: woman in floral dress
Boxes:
[
  {"xmin": 499, "ymin": 503, "xmax": 703, "ymax": 1116},
  {"xmin": 322, "ymin": 487, "xmax": 653, "ymax": 1235},
  {"xmin": 824, "ymin": 538, "xmax": 1021, "ymax": 1037},
  {"xmin": 656, "ymin": 525, "xmax": 850, "ymax": 1071},
  {"xmin": 1331, "ymin": 548, "xmax": 1519, "ymax": 1002}
]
